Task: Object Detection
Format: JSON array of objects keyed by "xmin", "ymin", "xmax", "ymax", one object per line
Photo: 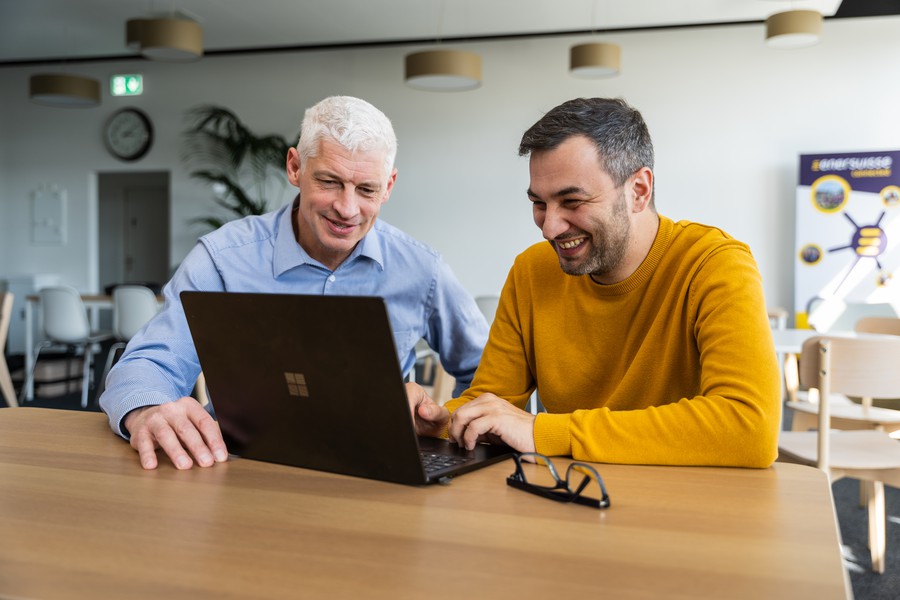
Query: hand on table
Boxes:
[{"xmin": 123, "ymin": 397, "xmax": 228, "ymax": 470}]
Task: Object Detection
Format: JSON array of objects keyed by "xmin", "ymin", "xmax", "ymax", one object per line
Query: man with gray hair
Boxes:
[
  {"xmin": 408, "ymin": 97, "xmax": 780, "ymax": 468},
  {"xmin": 101, "ymin": 96, "xmax": 489, "ymax": 470}
]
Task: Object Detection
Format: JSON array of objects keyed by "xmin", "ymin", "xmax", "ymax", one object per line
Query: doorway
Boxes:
[{"xmin": 98, "ymin": 171, "xmax": 170, "ymax": 295}]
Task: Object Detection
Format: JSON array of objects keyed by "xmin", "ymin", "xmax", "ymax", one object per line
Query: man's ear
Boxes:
[
  {"xmin": 380, "ymin": 168, "xmax": 398, "ymax": 204},
  {"xmin": 629, "ymin": 167, "xmax": 653, "ymax": 212},
  {"xmin": 286, "ymin": 147, "xmax": 301, "ymax": 187}
]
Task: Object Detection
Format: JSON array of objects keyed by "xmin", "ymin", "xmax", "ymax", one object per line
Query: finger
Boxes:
[
  {"xmin": 460, "ymin": 415, "xmax": 494, "ymax": 451},
  {"xmin": 192, "ymin": 411, "xmax": 229, "ymax": 463},
  {"xmin": 448, "ymin": 404, "xmax": 485, "ymax": 447},
  {"xmin": 170, "ymin": 415, "xmax": 217, "ymax": 468},
  {"xmin": 153, "ymin": 422, "xmax": 195, "ymax": 470},
  {"xmin": 131, "ymin": 429, "xmax": 159, "ymax": 470}
]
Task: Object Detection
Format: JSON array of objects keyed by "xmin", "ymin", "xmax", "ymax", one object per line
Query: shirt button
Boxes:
[{"xmin": 328, "ymin": 275, "xmax": 336, "ymax": 282}]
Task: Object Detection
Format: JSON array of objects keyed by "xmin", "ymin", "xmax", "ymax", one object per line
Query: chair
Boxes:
[
  {"xmin": 21, "ymin": 286, "xmax": 112, "ymax": 408},
  {"xmin": 767, "ymin": 306, "xmax": 788, "ymax": 330},
  {"xmin": 413, "ymin": 339, "xmax": 455, "ymax": 405},
  {"xmin": 1, "ymin": 292, "xmax": 18, "ymax": 407},
  {"xmin": 778, "ymin": 335, "xmax": 900, "ymax": 573},
  {"xmin": 788, "ymin": 317, "xmax": 900, "ymax": 438},
  {"xmin": 102, "ymin": 285, "xmax": 160, "ymax": 376}
]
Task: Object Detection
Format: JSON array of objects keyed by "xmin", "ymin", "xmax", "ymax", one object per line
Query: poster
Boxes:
[{"xmin": 794, "ymin": 150, "xmax": 900, "ymax": 329}]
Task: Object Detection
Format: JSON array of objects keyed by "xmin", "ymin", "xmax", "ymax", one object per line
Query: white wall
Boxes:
[{"xmin": 2, "ymin": 17, "xmax": 899, "ymax": 318}]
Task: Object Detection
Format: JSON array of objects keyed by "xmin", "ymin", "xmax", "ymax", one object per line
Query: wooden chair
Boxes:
[
  {"xmin": 788, "ymin": 318, "xmax": 900, "ymax": 438},
  {"xmin": 778, "ymin": 335, "xmax": 900, "ymax": 573},
  {"xmin": 1, "ymin": 292, "xmax": 18, "ymax": 407}
]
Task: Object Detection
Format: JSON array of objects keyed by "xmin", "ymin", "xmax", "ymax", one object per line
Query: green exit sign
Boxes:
[{"xmin": 111, "ymin": 74, "xmax": 143, "ymax": 96}]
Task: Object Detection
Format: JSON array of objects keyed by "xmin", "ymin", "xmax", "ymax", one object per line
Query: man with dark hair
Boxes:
[{"xmin": 409, "ymin": 97, "xmax": 780, "ymax": 467}]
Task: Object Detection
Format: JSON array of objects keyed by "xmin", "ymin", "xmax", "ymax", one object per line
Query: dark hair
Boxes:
[{"xmin": 518, "ymin": 98, "xmax": 654, "ymax": 189}]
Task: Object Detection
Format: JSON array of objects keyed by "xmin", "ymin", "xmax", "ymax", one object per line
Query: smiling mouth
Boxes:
[
  {"xmin": 557, "ymin": 238, "xmax": 585, "ymax": 250},
  {"xmin": 326, "ymin": 217, "xmax": 356, "ymax": 232}
]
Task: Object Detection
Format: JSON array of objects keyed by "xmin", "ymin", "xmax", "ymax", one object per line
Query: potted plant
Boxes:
[{"xmin": 182, "ymin": 105, "xmax": 294, "ymax": 230}]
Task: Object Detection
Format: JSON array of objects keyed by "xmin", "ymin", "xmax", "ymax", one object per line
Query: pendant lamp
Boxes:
[
  {"xmin": 126, "ymin": 16, "xmax": 203, "ymax": 61},
  {"xmin": 29, "ymin": 74, "xmax": 101, "ymax": 108},
  {"xmin": 765, "ymin": 9, "xmax": 823, "ymax": 48},
  {"xmin": 570, "ymin": 42, "xmax": 621, "ymax": 78},
  {"xmin": 405, "ymin": 49, "xmax": 482, "ymax": 91}
]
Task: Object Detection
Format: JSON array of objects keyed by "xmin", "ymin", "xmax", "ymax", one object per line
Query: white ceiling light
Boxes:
[
  {"xmin": 29, "ymin": 73, "xmax": 101, "ymax": 108},
  {"xmin": 570, "ymin": 42, "xmax": 621, "ymax": 78},
  {"xmin": 765, "ymin": 9, "xmax": 823, "ymax": 48},
  {"xmin": 126, "ymin": 16, "xmax": 203, "ymax": 61},
  {"xmin": 405, "ymin": 49, "xmax": 482, "ymax": 91}
]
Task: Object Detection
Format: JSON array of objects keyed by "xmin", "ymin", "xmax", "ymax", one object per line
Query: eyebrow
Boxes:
[
  {"xmin": 313, "ymin": 169, "xmax": 382, "ymax": 191},
  {"xmin": 527, "ymin": 185, "xmax": 591, "ymax": 200}
]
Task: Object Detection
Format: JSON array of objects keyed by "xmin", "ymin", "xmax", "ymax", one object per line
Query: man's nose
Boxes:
[
  {"xmin": 333, "ymin": 188, "xmax": 360, "ymax": 219},
  {"xmin": 540, "ymin": 205, "xmax": 568, "ymax": 240}
]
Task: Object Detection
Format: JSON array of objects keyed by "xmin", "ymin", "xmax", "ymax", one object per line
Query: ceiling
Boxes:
[{"xmin": 1, "ymin": 0, "xmax": 897, "ymax": 66}]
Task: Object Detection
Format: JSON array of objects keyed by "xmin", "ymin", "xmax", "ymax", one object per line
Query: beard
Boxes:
[{"xmin": 558, "ymin": 191, "xmax": 631, "ymax": 277}]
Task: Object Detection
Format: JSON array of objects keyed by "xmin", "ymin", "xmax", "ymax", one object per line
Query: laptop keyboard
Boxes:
[{"xmin": 420, "ymin": 452, "xmax": 471, "ymax": 473}]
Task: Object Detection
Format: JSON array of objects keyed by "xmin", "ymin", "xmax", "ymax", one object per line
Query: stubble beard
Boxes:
[{"xmin": 558, "ymin": 192, "xmax": 631, "ymax": 278}]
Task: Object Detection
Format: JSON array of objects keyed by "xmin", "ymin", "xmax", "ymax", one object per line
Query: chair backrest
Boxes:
[
  {"xmin": 39, "ymin": 286, "xmax": 91, "ymax": 344},
  {"xmin": 0, "ymin": 291, "xmax": 12, "ymax": 352},
  {"xmin": 799, "ymin": 335, "xmax": 900, "ymax": 470},
  {"xmin": 854, "ymin": 316, "xmax": 900, "ymax": 337},
  {"xmin": 0, "ymin": 292, "xmax": 17, "ymax": 407},
  {"xmin": 112, "ymin": 285, "xmax": 159, "ymax": 341},
  {"xmin": 475, "ymin": 295, "xmax": 500, "ymax": 324}
]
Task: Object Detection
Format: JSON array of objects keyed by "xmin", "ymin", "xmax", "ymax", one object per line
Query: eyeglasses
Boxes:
[{"xmin": 506, "ymin": 452, "xmax": 611, "ymax": 509}]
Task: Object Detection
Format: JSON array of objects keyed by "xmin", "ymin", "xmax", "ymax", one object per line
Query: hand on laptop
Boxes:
[
  {"xmin": 123, "ymin": 397, "xmax": 229, "ymax": 470},
  {"xmin": 405, "ymin": 382, "xmax": 450, "ymax": 438},
  {"xmin": 448, "ymin": 394, "xmax": 536, "ymax": 453}
]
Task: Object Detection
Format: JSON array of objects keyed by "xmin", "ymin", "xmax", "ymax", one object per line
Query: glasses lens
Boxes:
[
  {"xmin": 517, "ymin": 454, "xmax": 562, "ymax": 489},
  {"xmin": 566, "ymin": 463, "xmax": 603, "ymax": 497}
]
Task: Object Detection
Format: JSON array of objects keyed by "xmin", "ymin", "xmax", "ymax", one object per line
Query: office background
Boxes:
[{"xmin": 1, "ymin": 14, "xmax": 898, "ymax": 318}]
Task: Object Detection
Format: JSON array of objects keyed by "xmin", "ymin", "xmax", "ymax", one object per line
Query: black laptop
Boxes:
[{"xmin": 180, "ymin": 291, "xmax": 513, "ymax": 485}]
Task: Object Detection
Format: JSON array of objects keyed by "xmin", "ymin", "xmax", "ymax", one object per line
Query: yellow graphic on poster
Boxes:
[{"xmin": 795, "ymin": 151, "xmax": 900, "ymax": 329}]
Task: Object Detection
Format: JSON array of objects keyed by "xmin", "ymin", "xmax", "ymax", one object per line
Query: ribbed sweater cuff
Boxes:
[{"xmin": 533, "ymin": 412, "xmax": 573, "ymax": 456}]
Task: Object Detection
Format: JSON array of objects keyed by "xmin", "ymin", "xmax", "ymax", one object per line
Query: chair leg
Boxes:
[
  {"xmin": 867, "ymin": 480, "xmax": 886, "ymax": 574},
  {"xmin": 81, "ymin": 345, "xmax": 93, "ymax": 409},
  {"xmin": 19, "ymin": 344, "xmax": 47, "ymax": 403}
]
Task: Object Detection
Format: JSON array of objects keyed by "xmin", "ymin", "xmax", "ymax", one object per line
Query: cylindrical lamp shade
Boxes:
[
  {"xmin": 405, "ymin": 50, "xmax": 482, "ymax": 91},
  {"xmin": 765, "ymin": 10, "xmax": 822, "ymax": 48},
  {"xmin": 29, "ymin": 74, "xmax": 101, "ymax": 107},
  {"xmin": 126, "ymin": 18, "xmax": 146, "ymax": 51},
  {"xmin": 570, "ymin": 43, "xmax": 621, "ymax": 78},
  {"xmin": 139, "ymin": 18, "xmax": 203, "ymax": 61}
]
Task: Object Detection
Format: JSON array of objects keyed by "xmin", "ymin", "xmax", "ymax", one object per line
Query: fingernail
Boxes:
[
  {"xmin": 198, "ymin": 453, "xmax": 213, "ymax": 466},
  {"xmin": 214, "ymin": 449, "xmax": 228, "ymax": 462},
  {"xmin": 176, "ymin": 457, "xmax": 191, "ymax": 469}
]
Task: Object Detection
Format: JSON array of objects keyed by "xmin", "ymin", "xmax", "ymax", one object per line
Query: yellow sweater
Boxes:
[{"xmin": 446, "ymin": 216, "xmax": 780, "ymax": 467}]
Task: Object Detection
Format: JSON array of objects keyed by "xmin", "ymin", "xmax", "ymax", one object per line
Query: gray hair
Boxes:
[
  {"xmin": 519, "ymin": 98, "xmax": 654, "ymax": 203},
  {"xmin": 298, "ymin": 96, "xmax": 397, "ymax": 179}
]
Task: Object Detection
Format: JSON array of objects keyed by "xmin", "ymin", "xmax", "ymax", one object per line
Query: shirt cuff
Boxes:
[{"xmin": 533, "ymin": 412, "xmax": 573, "ymax": 456}]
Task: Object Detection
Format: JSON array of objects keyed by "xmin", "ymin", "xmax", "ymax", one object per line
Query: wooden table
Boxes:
[{"xmin": 0, "ymin": 408, "xmax": 850, "ymax": 599}]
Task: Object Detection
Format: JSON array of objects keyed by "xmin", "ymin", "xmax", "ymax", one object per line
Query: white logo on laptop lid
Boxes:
[{"xmin": 284, "ymin": 372, "xmax": 309, "ymax": 397}]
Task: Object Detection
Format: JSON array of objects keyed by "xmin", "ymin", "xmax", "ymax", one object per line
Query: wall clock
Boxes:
[{"xmin": 104, "ymin": 107, "xmax": 153, "ymax": 161}]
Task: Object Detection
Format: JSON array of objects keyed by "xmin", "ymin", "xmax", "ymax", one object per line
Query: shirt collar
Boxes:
[{"xmin": 272, "ymin": 195, "xmax": 384, "ymax": 277}]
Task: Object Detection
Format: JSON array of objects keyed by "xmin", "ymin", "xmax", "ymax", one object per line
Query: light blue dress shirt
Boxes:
[{"xmin": 100, "ymin": 198, "xmax": 489, "ymax": 437}]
